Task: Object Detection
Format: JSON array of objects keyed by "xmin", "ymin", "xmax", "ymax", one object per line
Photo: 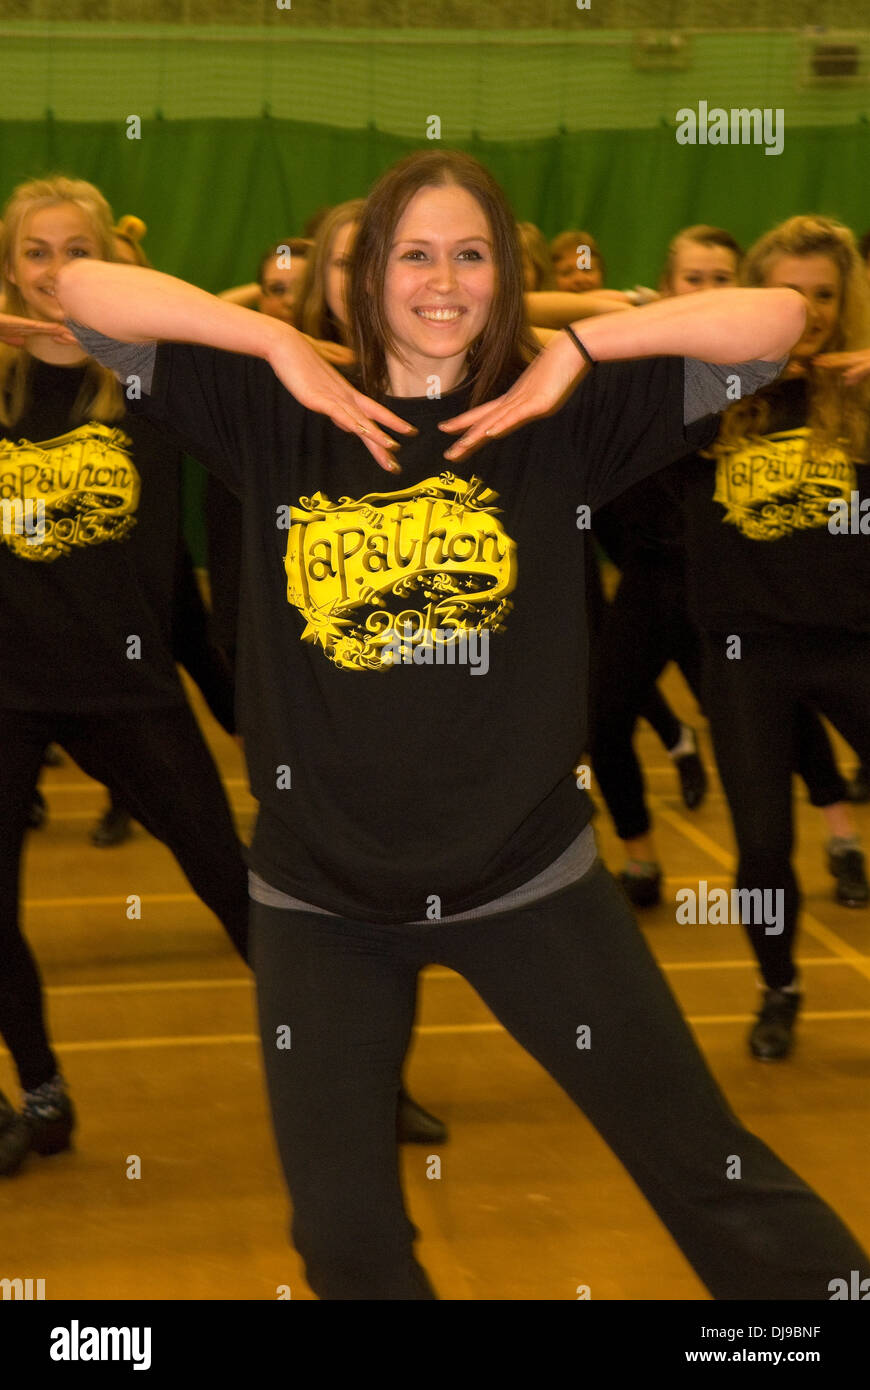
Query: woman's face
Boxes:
[
  {"xmin": 8, "ymin": 203, "xmax": 100, "ymax": 321},
  {"xmin": 669, "ymin": 241, "xmax": 738, "ymax": 295},
  {"xmin": 553, "ymin": 250, "xmax": 603, "ymax": 293},
  {"xmin": 764, "ymin": 252, "xmax": 842, "ymax": 358},
  {"xmin": 325, "ymin": 220, "xmax": 357, "ymax": 331},
  {"xmin": 260, "ymin": 255, "xmax": 308, "ymax": 324},
  {"xmin": 382, "ymin": 183, "xmax": 495, "ymax": 388}
]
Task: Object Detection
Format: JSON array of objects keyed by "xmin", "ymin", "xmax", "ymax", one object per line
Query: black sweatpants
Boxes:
[
  {"xmin": 0, "ymin": 703, "xmax": 249, "ymax": 1091},
  {"xmin": 252, "ymin": 859, "xmax": 867, "ymax": 1300},
  {"xmin": 703, "ymin": 629, "xmax": 870, "ymax": 988}
]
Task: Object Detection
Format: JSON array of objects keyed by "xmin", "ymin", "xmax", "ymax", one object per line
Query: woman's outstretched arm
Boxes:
[
  {"xmin": 524, "ymin": 290, "xmax": 635, "ymax": 326},
  {"xmin": 441, "ymin": 287, "xmax": 806, "ymax": 459},
  {"xmin": 54, "ymin": 259, "xmax": 414, "ymax": 473},
  {"xmin": 561, "ymin": 286, "xmax": 805, "ymax": 365}
]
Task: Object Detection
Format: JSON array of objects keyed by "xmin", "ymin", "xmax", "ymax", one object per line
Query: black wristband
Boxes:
[{"xmin": 563, "ymin": 325, "xmax": 596, "ymax": 367}]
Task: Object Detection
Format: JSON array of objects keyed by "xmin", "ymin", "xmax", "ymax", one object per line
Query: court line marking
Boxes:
[
  {"xmin": 39, "ymin": 955, "xmax": 863, "ymax": 999},
  {"xmin": 650, "ymin": 796, "xmax": 870, "ymax": 985},
  {"xmin": 4, "ymin": 1009, "xmax": 870, "ymax": 1058},
  {"xmin": 25, "ymin": 893, "xmax": 210, "ymax": 908},
  {"xmin": 34, "ymin": 778, "xmax": 251, "ymax": 793},
  {"xmin": 27, "ymin": 808, "xmax": 255, "ymax": 824}
]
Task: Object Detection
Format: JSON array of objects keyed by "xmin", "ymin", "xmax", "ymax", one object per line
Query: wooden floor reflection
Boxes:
[{"xmin": 2, "ymin": 666, "xmax": 868, "ymax": 1302}]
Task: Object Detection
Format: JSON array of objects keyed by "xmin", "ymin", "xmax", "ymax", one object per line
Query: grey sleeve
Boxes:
[
  {"xmin": 66, "ymin": 319, "xmax": 157, "ymax": 394},
  {"xmin": 683, "ymin": 355, "xmax": 787, "ymax": 424}
]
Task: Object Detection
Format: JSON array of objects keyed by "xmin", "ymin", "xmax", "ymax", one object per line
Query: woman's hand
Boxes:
[
  {"xmin": 439, "ymin": 330, "xmax": 589, "ymax": 461},
  {"xmin": 267, "ymin": 327, "xmax": 415, "ymax": 473},
  {"xmin": 0, "ymin": 312, "xmax": 79, "ymax": 348},
  {"xmin": 813, "ymin": 349, "xmax": 870, "ymax": 387}
]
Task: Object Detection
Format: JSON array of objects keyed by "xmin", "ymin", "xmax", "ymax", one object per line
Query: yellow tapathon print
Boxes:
[
  {"xmin": 0, "ymin": 424, "xmax": 140, "ymax": 561},
  {"xmin": 713, "ymin": 427, "xmax": 855, "ymax": 541},
  {"xmin": 285, "ymin": 472, "xmax": 517, "ymax": 671}
]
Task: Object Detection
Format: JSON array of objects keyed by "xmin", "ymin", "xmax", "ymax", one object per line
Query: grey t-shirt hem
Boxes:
[{"xmin": 248, "ymin": 823, "xmax": 598, "ymax": 923}]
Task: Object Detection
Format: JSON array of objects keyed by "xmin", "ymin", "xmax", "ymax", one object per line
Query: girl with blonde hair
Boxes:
[
  {"xmin": 683, "ymin": 214, "xmax": 870, "ymax": 1059},
  {"xmin": 0, "ymin": 175, "xmax": 249, "ymax": 1176}
]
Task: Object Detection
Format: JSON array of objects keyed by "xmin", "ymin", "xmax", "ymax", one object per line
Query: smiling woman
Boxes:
[
  {"xmin": 48, "ymin": 148, "xmax": 869, "ymax": 1302},
  {"xmin": 0, "ymin": 177, "xmax": 120, "ymax": 427},
  {"xmin": 350, "ymin": 150, "xmax": 536, "ymax": 406}
]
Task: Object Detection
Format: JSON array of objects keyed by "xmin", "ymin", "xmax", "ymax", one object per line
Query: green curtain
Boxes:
[{"xmin": 3, "ymin": 116, "xmax": 869, "ymax": 557}]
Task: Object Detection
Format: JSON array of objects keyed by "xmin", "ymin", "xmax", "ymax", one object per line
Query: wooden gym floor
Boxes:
[{"xmin": 1, "ymin": 656, "xmax": 868, "ymax": 1302}]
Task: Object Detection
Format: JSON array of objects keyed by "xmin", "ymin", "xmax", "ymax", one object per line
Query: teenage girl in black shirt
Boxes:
[
  {"xmin": 55, "ymin": 151, "xmax": 868, "ymax": 1300},
  {"xmin": 592, "ymin": 225, "xmax": 867, "ymax": 912},
  {"xmin": 0, "ymin": 175, "xmax": 250, "ymax": 1177},
  {"xmin": 683, "ymin": 214, "xmax": 870, "ymax": 1062}
]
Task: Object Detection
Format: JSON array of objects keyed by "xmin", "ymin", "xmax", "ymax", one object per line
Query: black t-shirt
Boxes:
[
  {"xmin": 593, "ymin": 460, "xmax": 687, "ymax": 570},
  {"xmin": 85, "ymin": 338, "xmax": 732, "ymax": 923},
  {"xmin": 0, "ymin": 357, "xmax": 185, "ymax": 710},
  {"xmin": 683, "ymin": 377, "xmax": 870, "ymax": 634}
]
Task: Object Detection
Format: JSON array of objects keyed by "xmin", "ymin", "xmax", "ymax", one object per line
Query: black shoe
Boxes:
[
  {"xmin": 827, "ymin": 847, "xmax": 869, "ymax": 907},
  {"xmin": 397, "ymin": 1089, "xmax": 448, "ymax": 1145},
  {"xmin": 90, "ymin": 806, "xmax": 132, "ymax": 848},
  {"xmin": 24, "ymin": 1092, "xmax": 75, "ymax": 1157},
  {"xmin": 0, "ymin": 1091, "xmax": 31, "ymax": 1177},
  {"xmin": 672, "ymin": 728, "xmax": 707, "ymax": 811},
  {"xmin": 28, "ymin": 789, "xmax": 47, "ymax": 830},
  {"xmin": 619, "ymin": 867, "xmax": 662, "ymax": 908},
  {"xmin": 749, "ymin": 988, "xmax": 801, "ymax": 1061},
  {"xmin": 847, "ymin": 766, "xmax": 870, "ymax": 804}
]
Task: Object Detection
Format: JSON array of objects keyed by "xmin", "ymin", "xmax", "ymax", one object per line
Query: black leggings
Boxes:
[
  {"xmin": 252, "ymin": 860, "xmax": 867, "ymax": 1300},
  {"xmin": 703, "ymin": 630, "xmax": 870, "ymax": 989},
  {"xmin": 0, "ymin": 704, "xmax": 249, "ymax": 1091}
]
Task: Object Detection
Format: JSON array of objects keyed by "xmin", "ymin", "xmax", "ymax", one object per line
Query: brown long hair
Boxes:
[
  {"xmin": 295, "ymin": 199, "xmax": 364, "ymax": 345},
  {"xmin": 0, "ymin": 175, "xmax": 123, "ymax": 428},
  {"xmin": 349, "ymin": 150, "xmax": 537, "ymax": 405},
  {"xmin": 711, "ymin": 215, "xmax": 870, "ymax": 460}
]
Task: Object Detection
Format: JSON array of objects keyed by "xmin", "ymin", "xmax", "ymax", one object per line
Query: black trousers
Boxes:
[
  {"xmin": 703, "ymin": 629, "xmax": 870, "ymax": 989},
  {"xmin": 171, "ymin": 541, "xmax": 236, "ymax": 736},
  {"xmin": 252, "ymin": 860, "xmax": 868, "ymax": 1300},
  {"xmin": 585, "ymin": 544, "xmax": 684, "ymax": 757},
  {"xmin": 591, "ymin": 557, "xmax": 705, "ymax": 841},
  {"xmin": 0, "ymin": 703, "xmax": 249, "ymax": 1091}
]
